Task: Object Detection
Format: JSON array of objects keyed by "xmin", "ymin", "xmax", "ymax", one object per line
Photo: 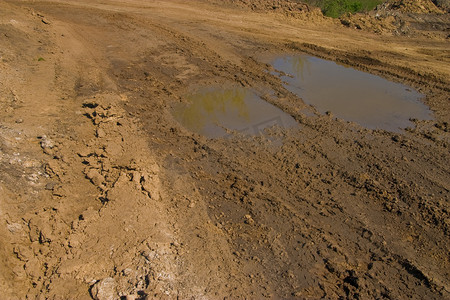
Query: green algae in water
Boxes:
[{"xmin": 173, "ymin": 87, "xmax": 297, "ymax": 138}]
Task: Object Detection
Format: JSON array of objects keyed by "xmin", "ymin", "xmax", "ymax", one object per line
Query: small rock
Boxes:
[
  {"xmin": 45, "ymin": 182, "xmax": 56, "ymax": 190},
  {"xmin": 91, "ymin": 277, "xmax": 116, "ymax": 300},
  {"xmin": 40, "ymin": 135, "xmax": 55, "ymax": 149},
  {"xmin": 23, "ymin": 160, "xmax": 39, "ymax": 168},
  {"xmin": 15, "ymin": 118, "xmax": 23, "ymax": 123},
  {"xmin": 7, "ymin": 223, "xmax": 22, "ymax": 233},
  {"xmin": 244, "ymin": 214, "xmax": 255, "ymax": 225}
]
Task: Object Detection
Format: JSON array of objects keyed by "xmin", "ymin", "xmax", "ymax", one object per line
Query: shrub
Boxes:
[{"xmin": 306, "ymin": 0, "xmax": 384, "ymax": 18}]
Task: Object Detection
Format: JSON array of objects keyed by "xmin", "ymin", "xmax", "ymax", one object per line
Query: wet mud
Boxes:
[{"xmin": 0, "ymin": 0, "xmax": 449, "ymax": 299}]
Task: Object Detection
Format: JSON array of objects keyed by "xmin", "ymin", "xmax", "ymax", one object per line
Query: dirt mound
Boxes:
[
  {"xmin": 219, "ymin": 0, "xmax": 310, "ymax": 11},
  {"xmin": 218, "ymin": 0, "xmax": 448, "ymax": 37},
  {"xmin": 211, "ymin": 0, "xmax": 325, "ymax": 19},
  {"xmin": 219, "ymin": 0, "xmax": 444, "ymax": 15},
  {"xmin": 340, "ymin": 0, "xmax": 449, "ymax": 37},
  {"xmin": 377, "ymin": 0, "xmax": 444, "ymax": 14},
  {"xmin": 339, "ymin": 13, "xmax": 397, "ymax": 34}
]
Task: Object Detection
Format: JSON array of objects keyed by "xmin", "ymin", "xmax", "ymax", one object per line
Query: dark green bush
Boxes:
[
  {"xmin": 306, "ymin": 0, "xmax": 383, "ymax": 18},
  {"xmin": 322, "ymin": 0, "xmax": 362, "ymax": 17}
]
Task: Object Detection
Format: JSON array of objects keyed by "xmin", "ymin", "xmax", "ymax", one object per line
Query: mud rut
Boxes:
[{"xmin": 0, "ymin": 0, "xmax": 449, "ymax": 299}]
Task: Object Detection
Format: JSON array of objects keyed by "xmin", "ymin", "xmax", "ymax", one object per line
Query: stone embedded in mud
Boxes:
[
  {"xmin": 91, "ymin": 277, "xmax": 117, "ymax": 300},
  {"xmin": 40, "ymin": 135, "xmax": 55, "ymax": 149},
  {"xmin": 6, "ymin": 223, "xmax": 23, "ymax": 233},
  {"xmin": 244, "ymin": 214, "xmax": 255, "ymax": 225},
  {"xmin": 45, "ymin": 182, "xmax": 56, "ymax": 190}
]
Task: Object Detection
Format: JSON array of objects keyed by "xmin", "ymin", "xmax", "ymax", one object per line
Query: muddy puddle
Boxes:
[
  {"xmin": 271, "ymin": 55, "xmax": 433, "ymax": 132},
  {"xmin": 173, "ymin": 87, "xmax": 297, "ymax": 138}
]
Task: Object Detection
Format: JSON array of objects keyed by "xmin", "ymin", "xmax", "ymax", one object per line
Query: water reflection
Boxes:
[
  {"xmin": 173, "ymin": 87, "xmax": 297, "ymax": 138},
  {"xmin": 284, "ymin": 56, "xmax": 311, "ymax": 81},
  {"xmin": 271, "ymin": 55, "xmax": 433, "ymax": 132}
]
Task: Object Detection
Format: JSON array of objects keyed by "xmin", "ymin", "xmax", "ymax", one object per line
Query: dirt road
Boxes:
[{"xmin": 0, "ymin": 0, "xmax": 449, "ymax": 298}]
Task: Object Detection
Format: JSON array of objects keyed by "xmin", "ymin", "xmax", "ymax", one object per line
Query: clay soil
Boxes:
[{"xmin": 0, "ymin": 0, "xmax": 449, "ymax": 299}]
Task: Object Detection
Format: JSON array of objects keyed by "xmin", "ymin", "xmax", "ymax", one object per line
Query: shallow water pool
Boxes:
[
  {"xmin": 173, "ymin": 87, "xmax": 297, "ymax": 138},
  {"xmin": 271, "ymin": 55, "xmax": 433, "ymax": 132}
]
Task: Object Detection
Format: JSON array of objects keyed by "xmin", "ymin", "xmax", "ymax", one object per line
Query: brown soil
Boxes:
[
  {"xmin": 0, "ymin": 0, "xmax": 449, "ymax": 299},
  {"xmin": 340, "ymin": 0, "xmax": 450, "ymax": 37}
]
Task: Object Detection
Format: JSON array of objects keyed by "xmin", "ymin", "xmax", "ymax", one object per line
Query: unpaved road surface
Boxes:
[{"xmin": 1, "ymin": 0, "xmax": 449, "ymax": 299}]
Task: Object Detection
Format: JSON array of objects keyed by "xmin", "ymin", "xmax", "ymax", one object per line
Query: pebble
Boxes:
[
  {"xmin": 91, "ymin": 277, "xmax": 116, "ymax": 300},
  {"xmin": 40, "ymin": 135, "xmax": 55, "ymax": 149},
  {"xmin": 45, "ymin": 182, "xmax": 56, "ymax": 190},
  {"xmin": 244, "ymin": 214, "xmax": 255, "ymax": 225},
  {"xmin": 7, "ymin": 223, "xmax": 22, "ymax": 233}
]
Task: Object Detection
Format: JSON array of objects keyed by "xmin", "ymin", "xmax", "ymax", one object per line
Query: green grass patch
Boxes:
[
  {"xmin": 38, "ymin": 57, "xmax": 45, "ymax": 61},
  {"xmin": 306, "ymin": 0, "xmax": 384, "ymax": 18}
]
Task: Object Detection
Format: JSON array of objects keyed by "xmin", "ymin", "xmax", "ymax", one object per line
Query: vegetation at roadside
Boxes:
[{"xmin": 306, "ymin": 0, "xmax": 384, "ymax": 18}]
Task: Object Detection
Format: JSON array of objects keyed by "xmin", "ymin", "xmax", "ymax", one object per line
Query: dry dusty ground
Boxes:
[{"xmin": 0, "ymin": 0, "xmax": 449, "ymax": 299}]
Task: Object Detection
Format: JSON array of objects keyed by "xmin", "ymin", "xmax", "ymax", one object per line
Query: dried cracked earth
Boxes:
[{"xmin": 0, "ymin": 0, "xmax": 449, "ymax": 299}]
